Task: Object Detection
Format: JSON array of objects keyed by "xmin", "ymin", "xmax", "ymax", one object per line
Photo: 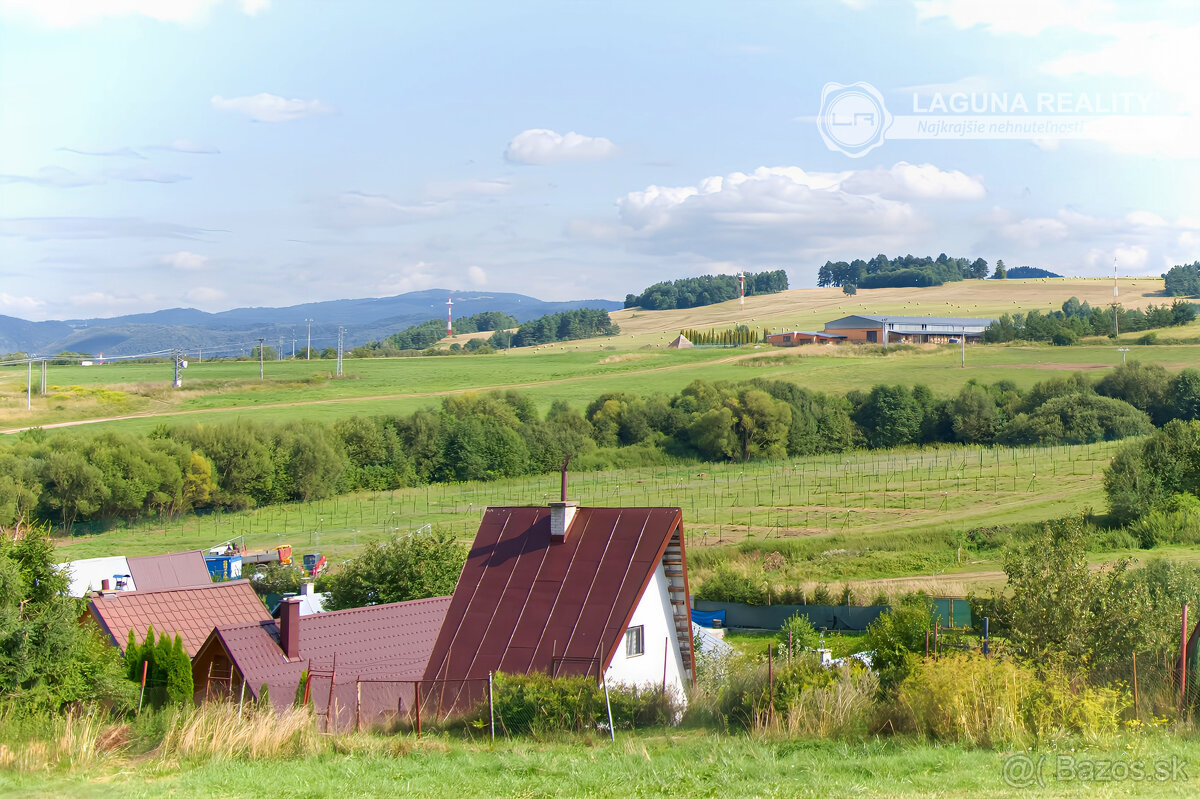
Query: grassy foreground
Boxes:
[{"xmin": 3, "ymin": 730, "xmax": 1199, "ymax": 798}]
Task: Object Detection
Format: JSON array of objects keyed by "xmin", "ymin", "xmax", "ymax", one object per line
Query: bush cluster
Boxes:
[{"xmin": 983, "ymin": 296, "xmax": 1196, "ymax": 343}]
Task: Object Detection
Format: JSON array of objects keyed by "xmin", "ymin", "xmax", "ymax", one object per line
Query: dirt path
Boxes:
[{"xmin": 0, "ymin": 350, "xmax": 769, "ymax": 435}]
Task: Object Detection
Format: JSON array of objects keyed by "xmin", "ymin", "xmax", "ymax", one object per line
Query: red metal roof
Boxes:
[
  {"xmin": 88, "ymin": 580, "xmax": 271, "ymax": 657},
  {"xmin": 126, "ymin": 550, "xmax": 211, "ymax": 591},
  {"xmin": 423, "ymin": 506, "xmax": 683, "ymax": 686},
  {"xmin": 196, "ymin": 595, "xmax": 452, "ymax": 717}
]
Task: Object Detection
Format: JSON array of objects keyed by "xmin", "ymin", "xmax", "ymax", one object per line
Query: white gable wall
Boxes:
[
  {"xmin": 57, "ymin": 556, "xmax": 136, "ymax": 597},
  {"xmin": 604, "ymin": 563, "xmax": 687, "ymax": 701}
]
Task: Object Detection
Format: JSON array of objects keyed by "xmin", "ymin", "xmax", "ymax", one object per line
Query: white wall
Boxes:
[{"xmin": 605, "ymin": 563, "xmax": 687, "ymax": 701}]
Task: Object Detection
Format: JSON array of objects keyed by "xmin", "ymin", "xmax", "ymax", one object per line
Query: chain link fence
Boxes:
[{"xmin": 297, "ymin": 669, "xmax": 680, "ymax": 738}]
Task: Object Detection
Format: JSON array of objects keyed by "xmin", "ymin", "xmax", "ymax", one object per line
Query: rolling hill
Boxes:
[{"xmin": 0, "ymin": 290, "xmax": 622, "ymax": 357}]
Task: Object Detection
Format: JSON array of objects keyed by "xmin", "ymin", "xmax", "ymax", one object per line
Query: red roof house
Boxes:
[
  {"xmin": 192, "ymin": 595, "xmax": 452, "ymax": 728},
  {"xmin": 87, "ymin": 580, "xmax": 272, "ymax": 657},
  {"xmin": 422, "ymin": 503, "xmax": 694, "ymax": 712}
]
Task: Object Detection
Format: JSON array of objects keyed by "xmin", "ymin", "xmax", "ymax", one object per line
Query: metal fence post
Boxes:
[
  {"xmin": 488, "ymin": 672, "xmax": 495, "ymax": 741},
  {"xmin": 415, "ymin": 682, "xmax": 422, "ymax": 739},
  {"xmin": 602, "ymin": 675, "xmax": 615, "ymax": 742}
]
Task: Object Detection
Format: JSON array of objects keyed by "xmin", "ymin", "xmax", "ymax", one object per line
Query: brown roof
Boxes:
[
  {"xmin": 126, "ymin": 550, "xmax": 211, "ymax": 591},
  {"xmin": 195, "ymin": 595, "xmax": 452, "ymax": 719},
  {"xmin": 423, "ymin": 506, "xmax": 683, "ymax": 686},
  {"xmin": 88, "ymin": 580, "xmax": 271, "ymax": 657}
]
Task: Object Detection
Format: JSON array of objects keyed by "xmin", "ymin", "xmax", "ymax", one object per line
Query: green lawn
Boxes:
[
  {"xmin": 3, "ymin": 338, "xmax": 1199, "ymax": 435},
  {"xmin": 3, "ymin": 731, "xmax": 1198, "ymax": 798}
]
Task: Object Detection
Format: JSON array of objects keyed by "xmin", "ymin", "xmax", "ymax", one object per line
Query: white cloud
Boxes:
[
  {"xmin": 184, "ymin": 286, "xmax": 226, "ymax": 306},
  {"xmin": 505, "ymin": 129, "xmax": 618, "ymax": 165},
  {"xmin": 0, "ymin": 0, "xmax": 267, "ymax": 27},
  {"xmin": 1086, "ymin": 245, "xmax": 1149, "ymax": 272},
  {"xmin": 211, "ymin": 93, "xmax": 331, "ymax": 123},
  {"xmin": 980, "ymin": 206, "xmax": 1200, "ymax": 276},
  {"xmin": 378, "ymin": 262, "xmax": 437, "ymax": 295},
  {"xmin": 913, "ymin": 0, "xmax": 1112, "ymax": 36},
  {"xmin": 467, "ymin": 265, "xmax": 487, "ymax": 286},
  {"xmin": 842, "ymin": 162, "xmax": 985, "ymax": 200},
  {"xmin": 60, "ymin": 146, "xmax": 144, "ymax": 159},
  {"xmin": 160, "ymin": 250, "xmax": 208, "ymax": 271},
  {"xmin": 615, "ymin": 165, "xmax": 924, "ymax": 261},
  {"xmin": 425, "ymin": 178, "xmax": 512, "ymax": 200},
  {"xmin": 323, "ymin": 191, "xmax": 454, "ymax": 229},
  {"xmin": 0, "ymin": 293, "xmax": 45, "ymax": 316}
]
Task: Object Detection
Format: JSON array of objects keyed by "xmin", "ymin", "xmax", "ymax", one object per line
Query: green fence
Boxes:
[{"xmin": 694, "ymin": 597, "xmax": 972, "ymax": 632}]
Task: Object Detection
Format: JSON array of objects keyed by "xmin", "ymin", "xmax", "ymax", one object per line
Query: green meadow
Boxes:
[{"xmin": 3, "ymin": 339, "xmax": 1199, "ymax": 435}]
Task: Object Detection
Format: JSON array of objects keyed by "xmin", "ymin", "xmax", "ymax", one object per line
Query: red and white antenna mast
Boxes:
[
  {"xmin": 1112, "ymin": 257, "xmax": 1119, "ymax": 337},
  {"xmin": 737, "ymin": 270, "xmax": 746, "ymax": 308},
  {"xmin": 446, "ymin": 295, "xmax": 453, "ymax": 336}
]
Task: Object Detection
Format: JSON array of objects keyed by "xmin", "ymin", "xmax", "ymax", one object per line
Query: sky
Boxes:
[{"xmin": 2, "ymin": 0, "xmax": 1200, "ymax": 321}]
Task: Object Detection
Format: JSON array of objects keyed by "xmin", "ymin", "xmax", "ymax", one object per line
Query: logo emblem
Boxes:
[{"xmin": 817, "ymin": 82, "xmax": 891, "ymax": 157}]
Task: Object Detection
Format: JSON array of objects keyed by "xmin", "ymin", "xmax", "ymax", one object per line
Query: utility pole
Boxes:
[
  {"xmin": 336, "ymin": 326, "xmax": 345, "ymax": 377},
  {"xmin": 26, "ymin": 358, "xmax": 32, "ymax": 410},
  {"xmin": 1113, "ymin": 257, "xmax": 1120, "ymax": 337},
  {"xmin": 961, "ymin": 329, "xmax": 966, "ymax": 368},
  {"xmin": 305, "ymin": 318, "xmax": 313, "ymax": 360},
  {"xmin": 1117, "ymin": 347, "xmax": 1130, "ymax": 364},
  {"xmin": 278, "ymin": 336, "xmax": 284, "ymax": 361},
  {"xmin": 291, "ymin": 331, "xmax": 296, "ymax": 359},
  {"xmin": 258, "ymin": 338, "xmax": 265, "ymax": 379}
]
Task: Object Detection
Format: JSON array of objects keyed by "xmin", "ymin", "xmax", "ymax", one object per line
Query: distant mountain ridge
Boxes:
[{"xmin": 0, "ymin": 290, "xmax": 623, "ymax": 357}]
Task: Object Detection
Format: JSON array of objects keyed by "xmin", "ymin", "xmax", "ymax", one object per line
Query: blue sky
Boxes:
[{"xmin": 2, "ymin": 0, "xmax": 1199, "ymax": 320}]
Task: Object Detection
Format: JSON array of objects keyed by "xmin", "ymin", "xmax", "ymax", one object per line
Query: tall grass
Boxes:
[
  {"xmin": 0, "ymin": 709, "xmax": 123, "ymax": 773},
  {"xmin": 155, "ymin": 703, "xmax": 324, "ymax": 761},
  {"xmin": 896, "ymin": 654, "xmax": 1130, "ymax": 747}
]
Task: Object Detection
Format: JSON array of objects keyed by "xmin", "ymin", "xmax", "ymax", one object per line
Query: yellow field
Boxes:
[{"xmin": 605, "ymin": 277, "xmax": 1168, "ymax": 347}]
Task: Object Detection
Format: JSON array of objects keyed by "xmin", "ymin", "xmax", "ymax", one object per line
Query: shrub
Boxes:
[
  {"xmin": 778, "ymin": 612, "xmax": 820, "ymax": 659},
  {"xmin": 490, "ymin": 673, "xmax": 680, "ymax": 735},
  {"xmin": 898, "ymin": 654, "xmax": 1128, "ymax": 747},
  {"xmin": 865, "ymin": 599, "xmax": 936, "ymax": 690}
]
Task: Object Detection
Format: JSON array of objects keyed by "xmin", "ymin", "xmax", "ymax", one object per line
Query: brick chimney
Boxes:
[
  {"xmin": 549, "ymin": 501, "xmax": 578, "ymax": 541},
  {"xmin": 279, "ymin": 598, "xmax": 301, "ymax": 660}
]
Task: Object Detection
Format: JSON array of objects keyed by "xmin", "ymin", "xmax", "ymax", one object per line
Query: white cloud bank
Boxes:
[
  {"xmin": 505, "ymin": 129, "xmax": 618, "ymax": 165},
  {"xmin": 608, "ymin": 163, "xmax": 979, "ymax": 260},
  {"xmin": 212, "ymin": 93, "xmax": 331, "ymax": 123},
  {"xmin": 160, "ymin": 250, "xmax": 208, "ymax": 270}
]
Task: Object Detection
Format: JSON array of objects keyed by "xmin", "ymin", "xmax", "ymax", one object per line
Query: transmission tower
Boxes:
[
  {"xmin": 172, "ymin": 349, "xmax": 185, "ymax": 388},
  {"xmin": 278, "ymin": 336, "xmax": 284, "ymax": 361},
  {"xmin": 336, "ymin": 326, "xmax": 345, "ymax": 376},
  {"xmin": 258, "ymin": 338, "xmax": 265, "ymax": 380}
]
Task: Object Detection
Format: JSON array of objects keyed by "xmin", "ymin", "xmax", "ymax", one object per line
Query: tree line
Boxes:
[
  {"xmin": 1163, "ymin": 261, "xmax": 1200, "ymax": 297},
  {"xmin": 678, "ymin": 326, "xmax": 763, "ymax": 346},
  {"xmin": 4, "ymin": 361, "xmax": 1199, "ymax": 532},
  {"xmin": 983, "ymin": 297, "xmax": 1197, "ymax": 345},
  {"xmin": 817, "ymin": 253, "xmax": 987, "ymax": 289},
  {"xmin": 352, "ymin": 308, "xmax": 618, "ymax": 357},
  {"xmin": 623, "ymin": 270, "xmax": 788, "ymax": 310}
]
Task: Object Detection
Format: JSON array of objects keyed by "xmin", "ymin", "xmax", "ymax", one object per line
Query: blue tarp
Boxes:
[{"xmin": 691, "ymin": 609, "xmax": 727, "ymax": 628}]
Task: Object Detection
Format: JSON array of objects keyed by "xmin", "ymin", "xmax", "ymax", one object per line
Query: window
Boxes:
[{"xmin": 625, "ymin": 625, "xmax": 644, "ymax": 657}]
